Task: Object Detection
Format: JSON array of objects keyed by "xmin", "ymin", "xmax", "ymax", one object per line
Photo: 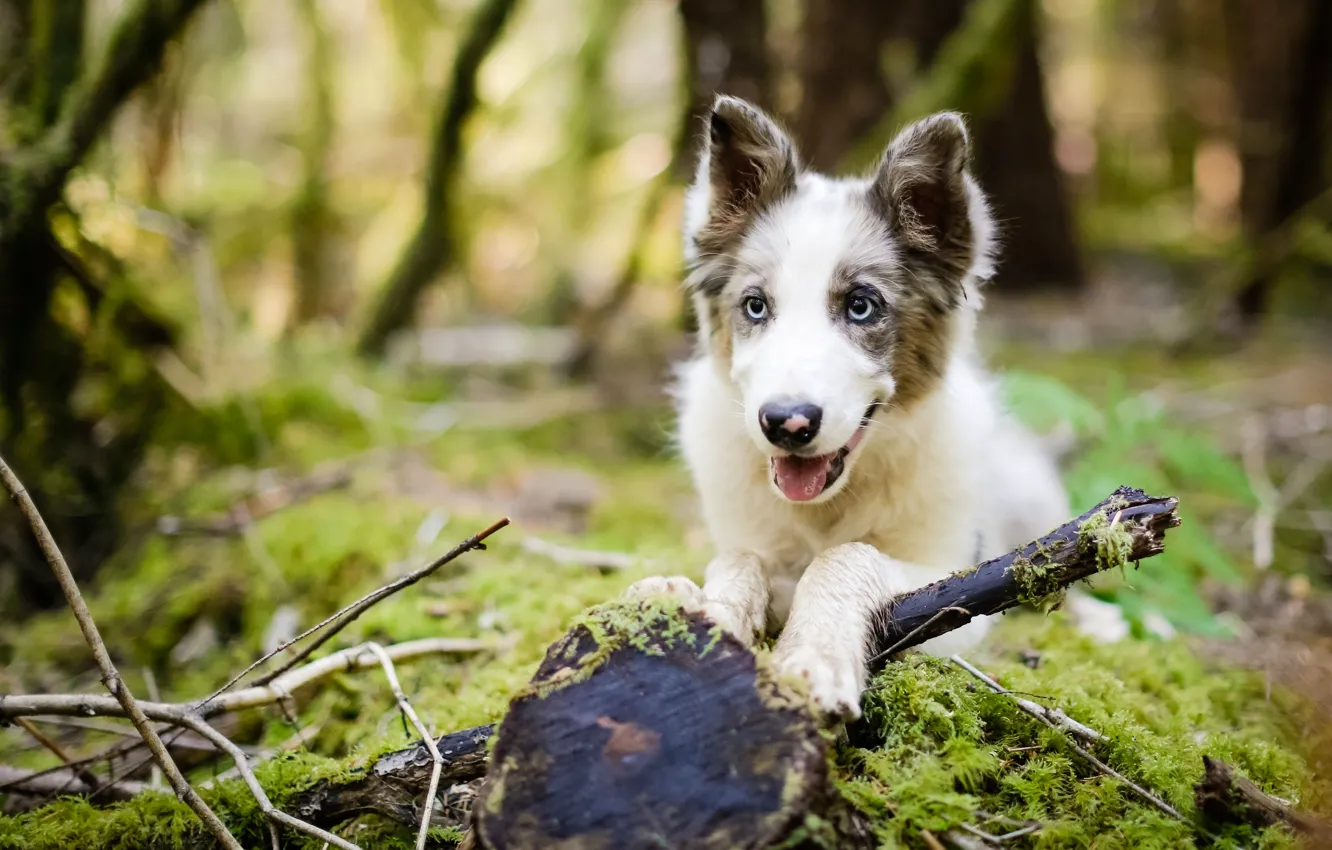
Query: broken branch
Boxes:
[
  {"xmin": 950, "ymin": 655, "xmax": 1183, "ymax": 821},
  {"xmin": 1195, "ymin": 755, "xmax": 1332, "ymax": 841},
  {"xmin": 868, "ymin": 486, "xmax": 1180, "ymax": 666},
  {"xmin": 199, "ymin": 516, "xmax": 509, "ymax": 703},
  {"xmin": 0, "ymin": 452, "xmax": 242, "ymax": 850},
  {"xmin": 0, "ymin": 638, "xmax": 493, "ymax": 724}
]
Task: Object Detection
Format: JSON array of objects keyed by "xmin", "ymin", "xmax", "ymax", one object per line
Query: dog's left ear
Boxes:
[{"xmin": 869, "ymin": 112, "xmax": 972, "ymax": 255}]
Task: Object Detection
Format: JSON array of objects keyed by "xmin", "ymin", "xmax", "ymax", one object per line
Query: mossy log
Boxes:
[
  {"xmin": 281, "ymin": 488, "xmax": 1177, "ymax": 843},
  {"xmin": 463, "ymin": 487, "xmax": 1179, "ymax": 850},
  {"xmin": 471, "ymin": 605, "xmax": 871, "ymax": 850}
]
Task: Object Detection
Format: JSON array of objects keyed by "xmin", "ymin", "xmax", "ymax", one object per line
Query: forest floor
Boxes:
[{"xmin": 2, "ymin": 286, "xmax": 1331, "ymax": 848}]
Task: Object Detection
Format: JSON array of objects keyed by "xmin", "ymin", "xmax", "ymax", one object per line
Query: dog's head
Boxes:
[{"xmin": 683, "ymin": 95, "xmax": 995, "ymax": 504}]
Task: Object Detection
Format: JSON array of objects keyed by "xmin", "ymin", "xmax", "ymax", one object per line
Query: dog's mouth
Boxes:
[{"xmin": 770, "ymin": 403, "xmax": 879, "ymax": 502}]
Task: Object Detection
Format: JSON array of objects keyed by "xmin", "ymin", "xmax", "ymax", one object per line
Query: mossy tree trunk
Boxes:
[
  {"xmin": 0, "ymin": 0, "xmax": 205, "ymax": 611},
  {"xmin": 472, "ymin": 605, "xmax": 873, "ymax": 850},
  {"xmin": 469, "ymin": 489, "xmax": 1178, "ymax": 850}
]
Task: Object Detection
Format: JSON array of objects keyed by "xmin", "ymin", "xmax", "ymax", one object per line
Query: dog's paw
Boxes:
[
  {"xmin": 772, "ymin": 642, "xmax": 864, "ymax": 721},
  {"xmin": 696, "ymin": 600, "xmax": 752, "ymax": 644},
  {"xmin": 622, "ymin": 575, "xmax": 703, "ymax": 605}
]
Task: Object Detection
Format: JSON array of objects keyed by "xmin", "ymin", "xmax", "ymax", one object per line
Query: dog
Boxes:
[{"xmin": 625, "ymin": 95, "xmax": 1070, "ymax": 719}]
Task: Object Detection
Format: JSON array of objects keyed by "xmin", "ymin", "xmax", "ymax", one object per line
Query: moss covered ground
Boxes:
[{"xmin": 1, "ymin": 346, "xmax": 1329, "ymax": 848}]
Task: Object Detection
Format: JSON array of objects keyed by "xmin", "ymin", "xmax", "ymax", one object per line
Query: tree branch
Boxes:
[
  {"xmin": 4, "ymin": 0, "xmax": 209, "ymax": 235},
  {"xmin": 867, "ymin": 486, "xmax": 1180, "ymax": 667},
  {"xmin": 0, "ymin": 638, "xmax": 494, "ymax": 724},
  {"xmin": 0, "ymin": 452, "xmax": 241, "ymax": 849},
  {"xmin": 1196, "ymin": 755, "xmax": 1332, "ymax": 841},
  {"xmin": 297, "ymin": 488, "xmax": 1183, "ymax": 837}
]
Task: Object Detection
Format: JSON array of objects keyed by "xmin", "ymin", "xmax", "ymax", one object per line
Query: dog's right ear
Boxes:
[{"xmin": 683, "ymin": 95, "xmax": 799, "ymax": 267}]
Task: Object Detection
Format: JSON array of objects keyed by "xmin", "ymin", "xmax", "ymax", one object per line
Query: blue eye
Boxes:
[
  {"xmin": 847, "ymin": 294, "xmax": 876, "ymax": 323},
  {"xmin": 743, "ymin": 296, "xmax": 769, "ymax": 321}
]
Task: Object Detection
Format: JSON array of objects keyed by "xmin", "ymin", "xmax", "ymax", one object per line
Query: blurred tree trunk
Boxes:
[
  {"xmin": 1222, "ymin": 0, "xmax": 1332, "ymax": 323},
  {"xmin": 969, "ymin": 0, "xmax": 1083, "ymax": 290},
  {"xmin": 805, "ymin": 0, "xmax": 1083, "ymax": 291},
  {"xmin": 356, "ymin": 0, "xmax": 519, "ymax": 357},
  {"xmin": 675, "ymin": 0, "xmax": 772, "ymax": 177},
  {"xmin": 289, "ymin": 0, "xmax": 347, "ymax": 329},
  {"xmin": 674, "ymin": 0, "xmax": 772, "ymax": 333}
]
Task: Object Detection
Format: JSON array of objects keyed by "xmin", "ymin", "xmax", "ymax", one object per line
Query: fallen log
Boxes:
[
  {"xmin": 278, "ymin": 488, "xmax": 1179, "ymax": 843},
  {"xmin": 462, "ymin": 486, "xmax": 1179, "ymax": 849}
]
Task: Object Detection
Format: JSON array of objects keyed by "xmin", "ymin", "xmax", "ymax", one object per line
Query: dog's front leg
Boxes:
[
  {"xmin": 772, "ymin": 543, "xmax": 987, "ymax": 719},
  {"xmin": 623, "ymin": 551, "xmax": 769, "ymax": 647}
]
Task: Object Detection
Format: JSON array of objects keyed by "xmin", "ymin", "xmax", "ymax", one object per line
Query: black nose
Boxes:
[{"xmin": 759, "ymin": 401, "xmax": 822, "ymax": 449}]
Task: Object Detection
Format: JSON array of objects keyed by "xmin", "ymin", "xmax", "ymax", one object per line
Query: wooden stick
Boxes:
[
  {"xmin": 0, "ymin": 453, "xmax": 242, "ymax": 849},
  {"xmin": 199, "ymin": 517, "xmax": 509, "ymax": 704},
  {"xmin": 867, "ymin": 486, "xmax": 1180, "ymax": 667},
  {"xmin": 0, "ymin": 638, "xmax": 493, "ymax": 724},
  {"xmin": 364, "ymin": 643, "xmax": 443, "ymax": 850},
  {"xmin": 949, "ymin": 656, "xmax": 1183, "ymax": 820},
  {"xmin": 1196, "ymin": 755, "xmax": 1332, "ymax": 840}
]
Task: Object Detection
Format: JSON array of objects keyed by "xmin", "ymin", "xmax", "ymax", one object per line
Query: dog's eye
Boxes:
[
  {"xmin": 847, "ymin": 294, "xmax": 876, "ymax": 323},
  {"xmin": 743, "ymin": 296, "xmax": 769, "ymax": 322}
]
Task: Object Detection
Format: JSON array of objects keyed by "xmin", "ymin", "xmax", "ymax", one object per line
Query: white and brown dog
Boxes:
[{"xmin": 626, "ymin": 95, "xmax": 1070, "ymax": 719}]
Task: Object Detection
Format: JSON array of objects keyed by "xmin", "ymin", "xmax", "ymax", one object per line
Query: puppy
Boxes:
[{"xmin": 627, "ymin": 95, "xmax": 1069, "ymax": 718}]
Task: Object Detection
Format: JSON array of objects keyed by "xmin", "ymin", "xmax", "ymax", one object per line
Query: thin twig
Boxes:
[
  {"xmin": 1, "ymin": 638, "xmax": 493, "ymax": 724},
  {"xmin": 365, "ymin": 644, "xmax": 442, "ymax": 850},
  {"xmin": 201, "ymin": 721, "xmax": 324, "ymax": 788},
  {"xmin": 866, "ymin": 606, "xmax": 973, "ymax": 667},
  {"xmin": 1242, "ymin": 417, "xmax": 1280, "ymax": 569},
  {"xmin": 0, "ymin": 453, "xmax": 243, "ymax": 849},
  {"xmin": 948, "ymin": 656, "xmax": 1107, "ymax": 745},
  {"xmin": 200, "ymin": 517, "xmax": 509, "ymax": 704},
  {"xmin": 168, "ymin": 713, "xmax": 359, "ymax": 850},
  {"xmin": 949, "ymin": 656, "xmax": 1182, "ymax": 820},
  {"xmin": 143, "ymin": 668, "xmax": 163, "ymax": 789},
  {"xmin": 0, "ymin": 765, "xmax": 144, "ymax": 802},
  {"xmin": 12, "ymin": 717, "xmax": 103, "ymax": 792}
]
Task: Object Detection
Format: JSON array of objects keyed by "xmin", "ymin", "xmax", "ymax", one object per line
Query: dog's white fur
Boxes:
[{"xmin": 627, "ymin": 99, "xmax": 1069, "ymax": 718}]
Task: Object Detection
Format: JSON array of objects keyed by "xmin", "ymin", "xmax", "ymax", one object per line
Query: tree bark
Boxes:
[
  {"xmin": 969, "ymin": 0, "xmax": 1084, "ymax": 290},
  {"xmin": 0, "ymin": 0, "xmax": 203, "ymax": 611},
  {"xmin": 356, "ymin": 0, "xmax": 519, "ymax": 357},
  {"xmin": 1222, "ymin": 0, "xmax": 1332, "ymax": 323},
  {"xmin": 675, "ymin": 0, "xmax": 772, "ymax": 177},
  {"xmin": 1195, "ymin": 755, "xmax": 1332, "ymax": 842},
  {"xmin": 806, "ymin": 0, "xmax": 1083, "ymax": 291},
  {"xmin": 463, "ymin": 487, "xmax": 1176, "ymax": 849},
  {"xmin": 793, "ymin": 0, "xmax": 895, "ymax": 173}
]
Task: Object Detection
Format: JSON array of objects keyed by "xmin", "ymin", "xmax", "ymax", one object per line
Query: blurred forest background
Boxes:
[{"xmin": 2, "ymin": 0, "xmax": 1332, "ymax": 843}]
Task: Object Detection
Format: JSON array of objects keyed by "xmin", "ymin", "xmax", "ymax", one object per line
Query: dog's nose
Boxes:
[{"xmin": 759, "ymin": 401, "xmax": 822, "ymax": 449}]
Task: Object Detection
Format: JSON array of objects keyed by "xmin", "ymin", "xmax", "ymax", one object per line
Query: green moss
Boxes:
[
  {"xmin": 1008, "ymin": 553, "xmax": 1067, "ymax": 612},
  {"xmin": 1, "ymin": 357, "xmax": 1323, "ymax": 848},
  {"xmin": 515, "ymin": 597, "xmax": 713, "ymax": 701},
  {"xmin": 838, "ymin": 616, "xmax": 1316, "ymax": 848},
  {"xmin": 1078, "ymin": 510, "xmax": 1137, "ymax": 574}
]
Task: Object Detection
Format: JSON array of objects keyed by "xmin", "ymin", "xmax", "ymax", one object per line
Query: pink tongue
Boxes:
[{"xmin": 773, "ymin": 454, "xmax": 835, "ymax": 502}]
